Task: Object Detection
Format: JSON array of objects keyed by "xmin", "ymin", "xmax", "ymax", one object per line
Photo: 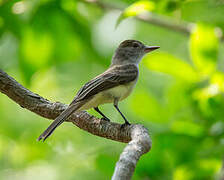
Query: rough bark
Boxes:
[
  {"xmin": 0, "ymin": 69, "xmax": 151, "ymax": 179},
  {"xmin": 112, "ymin": 125, "xmax": 151, "ymax": 180}
]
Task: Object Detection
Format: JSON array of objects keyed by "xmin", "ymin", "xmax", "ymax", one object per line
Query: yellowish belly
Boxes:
[{"xmin": 79, "ymin": 81, "xmax": 136, "ymax": 110}]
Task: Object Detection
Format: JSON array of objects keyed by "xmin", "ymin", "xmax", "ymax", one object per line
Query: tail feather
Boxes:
[{"xmin": 37, "ymin": 103, "xmax": 81, "ymax": 141}]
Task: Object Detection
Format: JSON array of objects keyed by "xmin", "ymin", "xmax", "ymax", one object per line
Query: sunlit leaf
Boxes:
[
  {"xmin": 173, "ymin": 166, "xmax": 193, "ymax": 180},
  {"xmin": 171, "ymin": 120, "xmax": 204, "ymax": 137},
  {"xmin": 192, "ymin": 72, "xmax": 224, "ymax": 104},
  {"xmin": 192, "ymin": 72, "xmax": 224, "ymax": 117},
  {"xmin": 144, "ymin": 52, "xmax": 198, "ymax": 82},
  {"xmin": 190, "ymin": 24, "xmax": 219, "ymax": 76},
  {"xmin": 116, "ymin": 0, "xmax": 155, "ymax": 27},
  {"xmin": 21, "ymin": 28, "xmax": 53, "ymax": 68},
  {"xmin": 198, "ymin": 159, "xmax": 222, "ymax": 175},
  {"xmin": 210, "ymin": 72, "xmax": 224, "ymax": 93},
  {"xmin": 19, "ymin": 28, "xmax": 53, "ymax": 84}
]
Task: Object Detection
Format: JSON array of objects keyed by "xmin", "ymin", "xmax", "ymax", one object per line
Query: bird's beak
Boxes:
[{"xmin": 144, "ymin": 46, "xmax": 160, "ymax": 53}]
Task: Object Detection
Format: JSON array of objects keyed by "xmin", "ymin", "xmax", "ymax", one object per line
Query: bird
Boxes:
[{"xmin": 37, "ymin": 40, "xmax": 160, "ymax": 141}]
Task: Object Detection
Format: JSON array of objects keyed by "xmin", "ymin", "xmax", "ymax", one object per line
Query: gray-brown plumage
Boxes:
[
  {"xmin": 74, "ymin": 64, "xmax": 138, "ymax": 102},
  {"xmin": 38, "ymin": 40, "xmax": 159, "ymax": 141}
]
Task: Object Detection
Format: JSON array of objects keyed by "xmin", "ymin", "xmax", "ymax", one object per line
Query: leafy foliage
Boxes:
[{"xmin": 0, "ymin": 0, "xmax": 224, "ymax": 179}]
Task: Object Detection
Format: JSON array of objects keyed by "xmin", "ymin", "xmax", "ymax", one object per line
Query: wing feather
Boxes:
[{"xmin": 72, "ymin": 64, "xmax": 138, "ymax": 103}]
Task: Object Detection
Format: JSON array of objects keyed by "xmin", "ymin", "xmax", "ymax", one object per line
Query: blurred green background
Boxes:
[{"xmin": 1, "ymin": 0, "xmax": 224, "ymax": 179}]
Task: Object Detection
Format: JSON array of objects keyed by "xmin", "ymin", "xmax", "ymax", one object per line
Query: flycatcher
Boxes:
[{"xmin": 38, "ymin": 40, "xmax": 159, "ymax": 141}]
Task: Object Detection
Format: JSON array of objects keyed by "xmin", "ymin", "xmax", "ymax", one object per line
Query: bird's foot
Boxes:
[
  {"xmin": 101, "ymin": 117, "xmax": 110, "ymax": 122},
  {"xmin": 121, "ymin": 121, "xmax": 131, "ymax": 129}
]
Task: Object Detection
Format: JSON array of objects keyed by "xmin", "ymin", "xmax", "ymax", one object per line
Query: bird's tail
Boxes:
[{"xmin": 37, "ymin": 102, "xmax": 82, "ymax": 141}]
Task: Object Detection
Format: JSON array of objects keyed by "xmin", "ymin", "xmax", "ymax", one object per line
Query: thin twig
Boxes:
[{"xmin": 84, "ymin": 0, "xmax": 223, "ymax": 41}]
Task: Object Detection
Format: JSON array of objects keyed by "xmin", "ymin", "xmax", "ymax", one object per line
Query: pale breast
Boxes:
[
  {"xmin": 106, "ymin": 80, "xmax": 137, "ymax": 101},
  {"xmin": 79, "ymin": 91, "xmax": 113, "ymax": 110},
  {"xmin": 79, "ymin": 80, "xmax": 137, "ymax": 111}
]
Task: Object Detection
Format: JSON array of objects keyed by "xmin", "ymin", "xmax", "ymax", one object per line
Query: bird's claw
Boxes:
[
  {"xmin": 101, "ymin": 117, "xmax": 110, "ymax": 122},
  {"xmin": 121, "ymin": 122, "xmax": 131, "ymax": 129}
]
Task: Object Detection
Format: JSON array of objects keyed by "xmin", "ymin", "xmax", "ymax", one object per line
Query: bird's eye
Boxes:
[{"xmin": 132, "ymin": 43, "xmax": 139, "ymax": 48}]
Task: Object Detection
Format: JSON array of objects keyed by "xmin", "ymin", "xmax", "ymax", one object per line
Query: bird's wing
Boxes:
[{"xmin": 72, "ymin": 64, "xmax": 138, "ymax": 103}]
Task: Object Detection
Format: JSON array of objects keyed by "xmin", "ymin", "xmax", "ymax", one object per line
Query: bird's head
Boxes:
[{"xmin": 111, "ymin": 40, "xmax": 160, "ymax": 66}]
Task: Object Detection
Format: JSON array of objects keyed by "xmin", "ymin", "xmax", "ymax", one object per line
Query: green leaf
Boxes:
[
  {"xmin": 144, "ymin": 52, "xmax": 198, "ymax": 82},
  {"xmin": 116, "ymin": 0, "xmax": 155, "ymax": 27},
  {"xmin": 198, "ymin": 159, "xmax": 222, "ymax": 174},
  {"xmin": 171, "ymin": 120, "xmax": 204, "ymax": 137},
  {"xmin": 19, "ymin": 28, "xmax": 54, "ymax": 84},
  {"xmin": 173, "ymin": 166, "xmax": 193, "ymax": 180},
  {"xmin": 190, "ymin": 24, "xmax": 219, "ymax": 76},
  {"xmin": 21, "ymin": 28, "xmax": 53, "ymax": 68}
]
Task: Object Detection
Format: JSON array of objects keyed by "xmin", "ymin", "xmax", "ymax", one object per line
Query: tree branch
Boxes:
[
  {"xmin": 0, "ymin": 69, "xmax": 151, "ymax": 179},
  {"xmin": 112, "ymin": 125, "xmax": 151, "ymax": 180},
  {"xmin": 84, "ymin": 0, "xmax": 224, "ymax": 41}
]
